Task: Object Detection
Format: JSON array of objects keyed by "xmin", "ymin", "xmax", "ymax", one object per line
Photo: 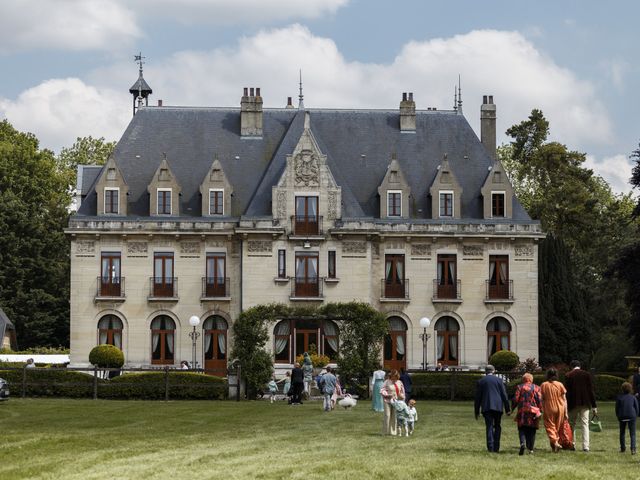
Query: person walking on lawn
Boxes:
[
  {"xmin": 474, "ymin": 364, "xmax": 511, "ymax": 453},
  {"xmin": 565, "ymin": 360, "xmax": 597, "ymax": 452}
]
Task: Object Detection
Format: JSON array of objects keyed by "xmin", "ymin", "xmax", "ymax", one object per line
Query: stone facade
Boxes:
[{"xmin": 67, "ymin": 88, "xmax": 543, "ymax": 372}]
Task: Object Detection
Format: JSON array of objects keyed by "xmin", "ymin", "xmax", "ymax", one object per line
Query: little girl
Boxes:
[
  {"xmin": 267, "ymin": 376, "xmax": 278, "ymax": 403},
  {"xmin": 407, "ymin": 399, "xmax": 418, "ymax": 435},
  {"xmin": 278, "ymin": 372, "xmax": 291, "ymax": 400}
]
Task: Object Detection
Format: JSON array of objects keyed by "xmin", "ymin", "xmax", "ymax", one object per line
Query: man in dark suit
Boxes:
[
  {"xmin": 565, "ymin": 360, "xmax": 597, "ymax": 452},
  {"xmin": 475, "ymin": 364, "xmax": 511, "ymax": 452},
  {"xmin": 290, "ymin": 362, "xmax": 305, "ymax": 405}
]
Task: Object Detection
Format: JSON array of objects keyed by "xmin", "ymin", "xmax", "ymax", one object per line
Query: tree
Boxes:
[
  {"xmin": 0, "ymin": 120, "xmax": 70, "ymax": 347},
  {"xmin": 500, "ymin": 110, "xmax": 637, "ymax": 366},
  {"xmin": 57, "ymin": 136, "xmax": 115, "ymax": 195},
  {"xmin": 320, "ymin": 302, "xmax": 388, "ymax": 392}
]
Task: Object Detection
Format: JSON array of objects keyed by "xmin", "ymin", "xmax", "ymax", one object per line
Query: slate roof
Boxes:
[{"xmin": 75, "ymin": 106, "xmax": 532, "ymax": 223}]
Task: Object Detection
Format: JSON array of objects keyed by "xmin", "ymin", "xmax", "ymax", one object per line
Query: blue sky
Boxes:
[{"xmin": 0, "ymin": 0, "xmax": 638, "ymax": 193}]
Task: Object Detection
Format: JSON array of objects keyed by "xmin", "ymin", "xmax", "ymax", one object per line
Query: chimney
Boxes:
[
  {"xmin": 480, "ymin": 95, "xmax": 496, "ymax": 160},
  {"xmin": 399, "ymin": 92, "xmax": 416, "ymax": 132},
  {"xmin": 241, "ymin": 86, "xmax": 263, "ymax": 137},
  {"xmin": 157, "ymin": 99, "xmax": 163, "ymax": 107},
  {"xmin": 285, "ymin": 96, "xmax": 294, "ymax": 109}
]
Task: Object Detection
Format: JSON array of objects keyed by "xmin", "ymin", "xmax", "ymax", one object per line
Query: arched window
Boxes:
[
  {"xmin": 487, "ymin": 317, "xmax": 511, "ymax": 358},
  {"xmin": 203, "ymin": 316, "xmax": 228, "ymax": 376},
  {"xmin": 273, "ymin": 319, "xmax": 339, "ymax": 364},
  {"xmin": 98, "ymin": 315, "xmax": 123, "ymax": 349},
  {"xmin": 435, "ymin": 317, "xmax": 459, "ymax": 366},
  {"xmin": 384, "ymin": 317, "xmax": 407, "ymax": 371},
  {"xmin": 151, "ymin": 315, "xmax": 176, "ymax": 365}
]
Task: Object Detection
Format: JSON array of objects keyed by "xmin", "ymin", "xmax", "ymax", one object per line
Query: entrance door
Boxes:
[
  {"xmin": 295, "ymin": 253, "xmax": 319, "ymax": 297},
  {"xmin": 384, "ymin": 254, "xmax": 405, "ymax": 298},
  {"xmin": 101, "ymin": 252, "xmax": 121, "ymax": 296},
  {"xmin": 203, "ymin": 316, "xmax": 227, "ymax": 376},
  {"xmin": 295, "ymin": 330, "xmax": 319, "ymax": 358},
  {"xmin": 383, "ymin": 317, "xmax": 407, "ymax": 371},
  {"xmin": 154, "ymin": 252, "xmax": 174, "ymax": 297}
]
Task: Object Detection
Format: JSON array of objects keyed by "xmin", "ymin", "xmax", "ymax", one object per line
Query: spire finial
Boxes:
[
  {"xmin": 457, "ymin": 74, "xmax": 463, "ymax": 114},
  {"xmin": 135, "ymin": 52, "xmax": 145, "ymax": 75},
  {"xmin": 298, "ymin": 69, "xmax": 304, "ymax": 109},
  {"xmin": 453, "ymin": 85, "xmax": 458, "ymax": 111}
]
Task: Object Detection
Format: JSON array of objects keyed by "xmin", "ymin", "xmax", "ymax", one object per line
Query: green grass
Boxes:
[{"xmin": 0, "ymin": 399, "xmax": 637, "ymax": 479}]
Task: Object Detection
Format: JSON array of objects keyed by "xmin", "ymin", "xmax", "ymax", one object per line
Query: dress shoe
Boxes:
[{"xmin": 519, "ymin": 445, "xmax": 525, "ymax": 456}]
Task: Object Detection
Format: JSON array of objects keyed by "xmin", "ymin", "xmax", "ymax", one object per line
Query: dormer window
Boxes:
[
  {"xmin": 104, "ymin": 188, "xmax": 119, "ymax": 215},
  {"xmin": 492, "ymin": 192, "xmax": 505, "ymax": 217},
  {"xmin": 387, "ymin": 191, "xmax": 402, "ymax": 217},
  {"xmin": 439, "ymin": 191, "xmax": 454, "ymax": 217},
  {"xmin": 157, "ymin": 188, "xmax": 172, "ymax": 215},
  {"xmin": 209, "ymin": 189, "xmax": 224, "ymax": 215}
]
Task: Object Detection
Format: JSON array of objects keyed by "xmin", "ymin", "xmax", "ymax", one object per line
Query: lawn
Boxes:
[{"xmin": 0, "ymin": 398, "xmax": 637, "ymax": 480}]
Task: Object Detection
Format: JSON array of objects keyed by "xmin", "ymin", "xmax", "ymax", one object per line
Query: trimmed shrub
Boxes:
[
  {"xmin": 411, "ymin": 373, "xmax": 484, "ymax": 401},
  {"xmin": 0, "ymin": 368, "xmax": 95, "ymax": 397},
  {"xmin": 295, "ymin": 352, "xmax": 329, "ymax": 368},
  {"xmin": 593, "ymin": 374, "xmax": 625, "ymax": 401},
  {"xmin": 489, "ymin": 350, "xmax": 519, "ymax": 371},
  {"xmin": 89, "ymin": 345, "xmax": 125, "ymax": 368},
  {"xmin": 104, "ymin": 372, "xmax": 227, "ymax": 400}
]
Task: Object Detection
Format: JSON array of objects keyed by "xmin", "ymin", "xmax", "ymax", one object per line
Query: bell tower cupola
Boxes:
[{"xmin": 129, "ymin": 52, "xmax": 153, "ymax": 116}]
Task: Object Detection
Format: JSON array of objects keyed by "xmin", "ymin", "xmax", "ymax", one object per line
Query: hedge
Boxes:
[
  {"xmin": 506, "ymin": 374, "xmax": 625, "ymax": 401},
  {"xmin": 0, "ymin": 369, "xmax": 227, "ymax": 400},
  {"xmin": 411, "ymin": 373, "xmax": 484, "ymax": 400},
  {"xmin": 103, "ymin": 372, "xmax": 227, "ymax": 400}
]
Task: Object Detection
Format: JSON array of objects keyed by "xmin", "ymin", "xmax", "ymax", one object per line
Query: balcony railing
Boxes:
[
  {"xmin": 291, "ymin": 276, "xmax": 323, "ymax": 299},
  {"xmin": 432, "ymin": 279, "xmax": 461, "ymax": 301},
  {"xmin": 380, "ymin": 279, "xmax": 410, "ymax": 300},
  {"xmin": 96, "ymin": 277, "xmax": 125, "ymax": 300},
  {"xmin": 149, "ymin": 277, "xmax": 178, "ymax": 300},
  {"xmin": 485, "ymin": 280, "xmax": 514, "ymax": 301},
  {"xmin": 201, "ymin": 277, "xmax": 230, "ymax": 298},
  {"xmin": 291, "ymin": 215, "xmax": 323, "ymax": 236}
]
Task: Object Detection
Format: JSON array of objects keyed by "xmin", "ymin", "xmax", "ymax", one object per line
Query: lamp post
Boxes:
[
  {"xmin": 188, "ymin": 315, "xmax": 201, "ymax": 370},
  {"xmin": 419, "ymin": 317, "xmax": 431, "ymax": 371}
]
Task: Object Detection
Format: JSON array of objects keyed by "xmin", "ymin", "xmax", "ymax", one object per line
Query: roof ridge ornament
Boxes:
[
  {"xmin": 298, "ymin": 69, "xmax": 304, "ymax": 109},
  {"xmin": 457, "ymin": 74, "xmax": 463, "ymax": 114}
]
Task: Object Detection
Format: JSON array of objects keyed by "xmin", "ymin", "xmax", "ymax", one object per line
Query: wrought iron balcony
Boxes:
[
  {"xmin": 95, "ymin": 277, "xmax": 125, "ymax": 300},
  {"xmin": 432, "ymin": 279, "xmax": 462, "ymax": 302},
  {"xmin": 380, "ymin": 279, "xmax": 410, "ymax": 301},
  {"xmin": 290, "ymin": 276, "xmax": 324, "ymax": 299},
  {"xmin": 201, "ymin": 277, "xmax": 230, "ymax": 299},
  {"xmin": 290, "ymin": 215, "xmax": 323, "ymax": 236},
  {"xmin": 148, "ymin": 277, "xmax": 178, "ymax": 300},
  {"xmin": 485, "ymin": 280, "xmax": 514, "ymax": 301}
]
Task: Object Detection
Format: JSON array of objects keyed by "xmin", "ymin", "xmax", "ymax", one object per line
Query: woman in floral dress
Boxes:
[{"xmin": 512, "ymin": 373, "xmax": 543, "ymax": 455}]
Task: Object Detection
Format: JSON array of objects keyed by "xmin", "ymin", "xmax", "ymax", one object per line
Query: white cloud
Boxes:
[
  {"xmin": 584, "ymin": 154, "xmax": 634, "ymax": 195},
  {"xmin": 130, "ymin": 0, "xmax": 349, "ymax": 24},
  {"xmin": 0, "ymin": 0, "xmax": 141, "ymax": 53},
  {"xmin": 0, "ymin": 26, "xmax": 617, "ymax": 166},
  {"xmin": 0, "ymin": 79, "xmax": 130, "ymax": 152}
]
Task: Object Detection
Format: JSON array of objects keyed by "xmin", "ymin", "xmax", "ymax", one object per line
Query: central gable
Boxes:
[{"xmin": 272, "ymin": 112, "xmax": 342, "ymax": 230}]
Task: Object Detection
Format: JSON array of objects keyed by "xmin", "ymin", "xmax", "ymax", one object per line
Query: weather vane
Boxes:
[{"xmin": 134, "ymin": 52, "xmax": 145, "ymax": 72}]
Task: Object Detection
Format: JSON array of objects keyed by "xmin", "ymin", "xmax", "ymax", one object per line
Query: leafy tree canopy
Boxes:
[{"xmin": 57, "ymin": 136, "xmax": 115, "ymax": 195}]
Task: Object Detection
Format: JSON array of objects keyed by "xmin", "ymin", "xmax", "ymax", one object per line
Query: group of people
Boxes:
[
  {"xmin": 371, "ymin": 368, "xmax": 418, "ymax": 436},
  {"xmin": 474, "ymin": 360, "xmax": 624, "ymax": 455}
]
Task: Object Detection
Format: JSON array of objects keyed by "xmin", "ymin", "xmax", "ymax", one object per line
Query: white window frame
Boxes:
[
  {"xmin": 208, "ymin": 188, "xmax": 224, "ymax": 216},
  {"xmin": 439, "ymin": 190, "xmax": 454, "ymax": 218},
  {"xmin": 387, "ymin": 190, "xmax": 402, "ymax": 217},
  {"xmin": 491, "ymin": 191, "xmax": 506, "ymax": 218},
  {"xmin": 157, "ymin": 188, "xmax": 172, "ymax": 216},
  {"xmin": 104, "ymin": 187, "xmax": 120, "ymax": 215}
]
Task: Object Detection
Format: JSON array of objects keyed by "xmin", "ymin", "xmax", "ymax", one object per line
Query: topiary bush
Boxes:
[
  {"xmin": 89, "ymin": 345, "xmax": 124, "ymax": 368},
  {"xmin": 489, "ymin": 350, "xmax": 520, "ymax": 371}
]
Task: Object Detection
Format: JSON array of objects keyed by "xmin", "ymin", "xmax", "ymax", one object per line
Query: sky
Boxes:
[{"xmin": 0, "ymin": 0, "xmax": 638, "ymax": 194}]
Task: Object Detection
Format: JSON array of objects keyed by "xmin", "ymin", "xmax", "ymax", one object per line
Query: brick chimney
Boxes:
[
  {"xmin": 241, "ymin": 87, "xmax": 263, "ymax": 137},
  {"xmin": 481, "ymin": 95, "xmax": 496, "ymax": 160},
  {"xmin": 400, "ymin": 92, "xmax": 416, "ymax": 132}
]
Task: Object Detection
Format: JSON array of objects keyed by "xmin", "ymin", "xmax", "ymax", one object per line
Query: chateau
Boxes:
[{"xmin": 67, "ymin": 70, "xmax": 542, "ymax": 374}]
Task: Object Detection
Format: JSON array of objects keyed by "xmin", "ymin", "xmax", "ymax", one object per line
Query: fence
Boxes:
[{"xmin": 0, "ymin": 366, "xmax": 227, "ymax": 401}]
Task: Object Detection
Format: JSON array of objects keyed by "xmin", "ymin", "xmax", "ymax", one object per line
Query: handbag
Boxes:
[
  {"xmin": 589, "ymin": 413, "xmax": 603, "ymax": 432},
  {"xmin": 559, "ymin": 418, "xmax": 574, "ymax": 449}
]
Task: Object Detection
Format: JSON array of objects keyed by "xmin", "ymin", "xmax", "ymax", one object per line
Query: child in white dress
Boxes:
[
  {"xmin": 267, "ymin": 377, "xmax": 278, "ymax": 403},
  {"xmin": 407, "ymin": 399, "xmax": 418, "ymax": 435}
]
